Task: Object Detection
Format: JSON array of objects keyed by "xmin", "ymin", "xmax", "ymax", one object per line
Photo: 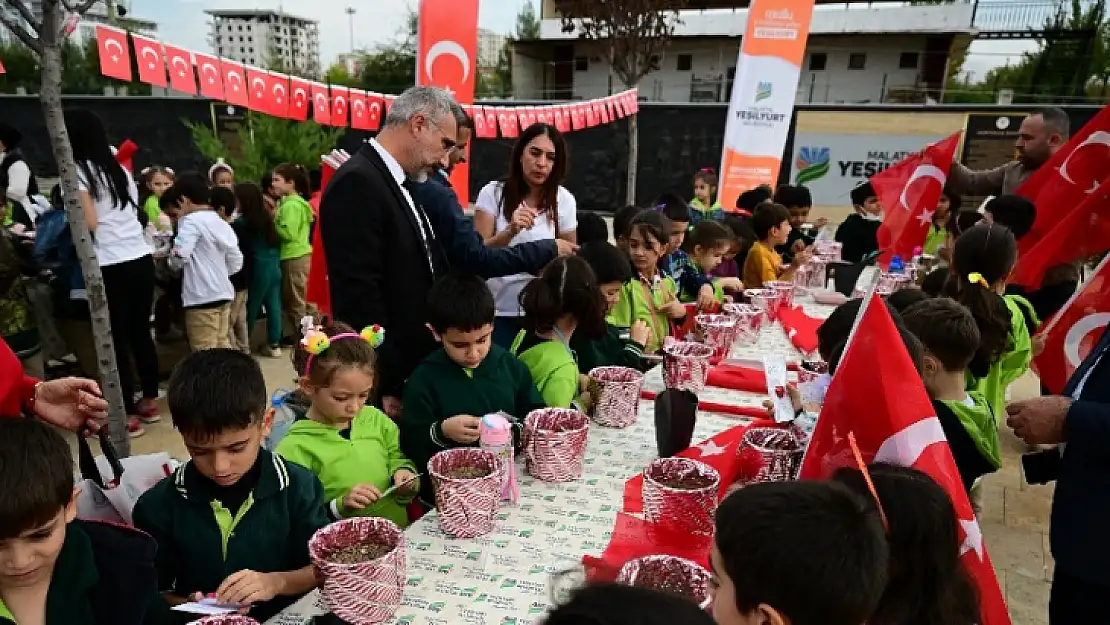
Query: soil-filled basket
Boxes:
[
  {"xmin": 642, "ymin": 457, "xmax": 721, "ymax": 536},
  {"xmin": 765, "ymin": 281, "xmax": 796, "ymax": 309},
  {"xmin": 723, "ymin": 303, "xmax": 762, "ymax": 342},
  {"xmin": 736, "ymin": 427, "xmax": 803, "ymax": 486},
  {"xmin": 815, "ymin": 240, "xmax": 843, "ymax": 262},
  {"xmin": 616, "ymin": 555, "xmax": 712, "ymax": 610},
  {"xmin": 309, "ymin": 517, "xmax": 406, "ymax": 625},
  {"xmin": 662, "ymin": 341, "xmax": 713, "ymax": 392},
  {"xmin": 587, "ymin": 366, "xmax": 645, "ymax": 428},
  {"xmin": 194, "ymin": 617, "xmax": 260, "ymax": 625},
  {"xmin": 876, "ymin": 272, "xmax": 911, "ymax": 295},
  {"xmin": 694, "ymin": 314, "xmax": 738, "ymax": 364},
  {"xmin": 744, "ymin": 288, "xmax": 781, "ymax": 322},
  {"xmin": 428, "ymin": 448, "xmax": 503, "ymax": 538},
  {"xmin": 524, "ymin": 408, "xmax": 590, "ymax": 482}
]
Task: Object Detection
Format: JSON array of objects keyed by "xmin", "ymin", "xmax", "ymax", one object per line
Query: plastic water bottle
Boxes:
[
  {"xmin": 889, "ymin": 255, "xmax": 905, "ymax": 274},
  {"xmin": 480, "ymin": 413, "xmax": 519, "ymax": 503}
]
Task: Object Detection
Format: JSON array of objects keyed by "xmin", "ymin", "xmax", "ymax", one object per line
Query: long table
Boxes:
[{"xmin": 268, "ymin": 298, "xmax": 831, "ymax": 625}]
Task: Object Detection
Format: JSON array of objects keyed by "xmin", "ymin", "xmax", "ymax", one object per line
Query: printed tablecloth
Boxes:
[{"xmin": 267, "ymin": 298, "xmax": 834, "ymax": 625}]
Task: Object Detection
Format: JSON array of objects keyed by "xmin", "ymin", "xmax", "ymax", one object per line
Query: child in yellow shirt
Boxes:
[{"xmin": 742, "ymin": 202, "xmax": 808, "ymax": 288}]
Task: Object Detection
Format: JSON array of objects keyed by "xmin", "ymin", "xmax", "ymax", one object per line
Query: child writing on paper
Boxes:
[{"xmin": 277, "ymin": 319, "xmax": 420, "ymax": 527}]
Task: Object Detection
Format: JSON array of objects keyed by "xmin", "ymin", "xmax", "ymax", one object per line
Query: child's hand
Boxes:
[
  {"xmin": 579, "ymin": 373, "xmax": 590, "ymax": 392},
  {"xmin": 443, "ymin": 415, "xmax": 481, "ymax": 443},
  {"xmin": 761, "ymin": 384, "xmax": 803, "ymax": 418},
  {"xmin": 792, "ymin": 250, "xmax": 812, "ymax": 267},
  {"xmin": 814, "ymin": 217, "xmax": 829, "ymax": 229},
  {"xmin": 630, "ymin": 320, "xmax": 650, "ymax": 347},
  {"xmin": 792, "ymin": 239, "xmax": 807, "ymax": 254},
  {"xmin": 696, "ymin": 284, "xmax": 716, "ymax": 310},
  {"xmin": 342, "ymin": 484, "xmax": 382, "ymax": 510},
  {"xmin": 663, "ymin": 299, "xmax": 688, "ymax": 319},
  {"xmin": 391, "ymin": 469, "xmax": 419, "ymax": 495},
  {"xmin": 717, "ymin": 277, "xmax": 743, "ymax": 292},
  {"xmin": 509, "ymin": 205, "xmax": 536, "ymax": 235},
  {"xmin": 216, "ymin": 569, "xmax": 284, "ymax": 607}
]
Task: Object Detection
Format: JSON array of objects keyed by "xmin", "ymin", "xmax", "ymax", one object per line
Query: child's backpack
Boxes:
[
  {"xmin": 32, "ymin": 208, "xmax": 72, "ymax": 271},
  {"xmin": 263, "ymin": 388, "xmax": 301, "ymax": 451}
]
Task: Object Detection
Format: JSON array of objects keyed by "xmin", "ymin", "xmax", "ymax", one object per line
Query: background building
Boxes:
[
  {"xmin": 206, "ymin": 8, "xmax": 321, "ymax": 76},
  {"xmin": 1, "ymin": 0, "xmax": 157, "ymax": 47},
  {"xmin": 477, "ymin": 27, "xmax": 508, "ymax": 71},
  {"xmin": 512, "ymin": 0, "xmax": 1056, "ymax": 104}
]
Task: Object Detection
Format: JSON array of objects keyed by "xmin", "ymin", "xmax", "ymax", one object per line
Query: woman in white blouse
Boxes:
[{"xmin": 473, "ymin": 123, "xmax": 578, "ymax": 348}]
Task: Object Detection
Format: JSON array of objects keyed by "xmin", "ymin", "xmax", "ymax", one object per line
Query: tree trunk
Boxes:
[
  {"xmin": 39, "ymin": 0, "xmax": 131, "ymax": 456},
  {"xmin": 625, "ymin": 111, "xmax": 638, "ymax": 206}
]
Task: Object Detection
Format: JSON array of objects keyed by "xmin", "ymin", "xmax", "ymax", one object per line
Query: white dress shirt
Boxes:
[{"xmin": 369, "ymin": 139, "xmax": 435, "ymax": 274}]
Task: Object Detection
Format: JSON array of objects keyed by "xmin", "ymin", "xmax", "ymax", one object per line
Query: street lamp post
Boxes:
[{"xmin": 344, "ymin": 6, "xmax": 355, "ymax": 53}]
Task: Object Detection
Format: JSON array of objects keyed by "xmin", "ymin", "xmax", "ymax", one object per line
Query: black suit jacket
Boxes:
[
  {"xmin": 319, "ymin": 144, "xmax": 444, "ymax": 399},
  {"xmin": 416, "ymin": 171, "xmax": 557, "ymax": 279},
  {"xmin": 1051, "ymin": 325, "xmax": 1110, "ymax": 586}
]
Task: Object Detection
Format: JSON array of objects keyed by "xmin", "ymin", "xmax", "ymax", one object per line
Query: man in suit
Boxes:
[
  {"xmin": 320, "ymin": 86, "xmax": 459, "ymax": 418},
  {"xmin": 1007, "ymin": 326, "xmax": 1110, "ymax": 623},
  {"xmin": 416, "ymin": 108, "xmax": 572, "ymax": 278}
]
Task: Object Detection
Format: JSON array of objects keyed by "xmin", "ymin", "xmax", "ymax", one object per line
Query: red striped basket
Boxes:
[
  {"xmin": 662, "ymin": 341, "xmax": 713, "ymax": 392},
  {"xmin": 642, "ymin": 457, "xmax": 721, "ymax": 536},
  {"xmin": 587, "ymin": 366, "xmax": 645, "ymax": 428},
  {"xmin": 308, "ymin": 517, "xmax": 405, "ymax": 625},
  {"xmin": 695, "ymin": 313, "xmax": 738, "ymax": 364},
  {"xmin": 523, "ymin": 408, "xmax": 590, "ymax": 482},
  {"xmin": 428, "ymin": 448, "xmax": 503, "ymax": 538},
  {"xmin": 616, "ymin": 555, "xmax": 712, "ymax": 610}
]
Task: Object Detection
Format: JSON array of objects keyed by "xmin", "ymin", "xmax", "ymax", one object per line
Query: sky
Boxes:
[{"xmin": 129, "ymin": 0, "xmax": 1028, "ymax": 79}]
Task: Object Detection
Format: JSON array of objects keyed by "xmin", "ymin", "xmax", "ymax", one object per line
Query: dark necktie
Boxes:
[{"xmin": 402, "ymin": 179, "xmax": 447, "ymax": 277}]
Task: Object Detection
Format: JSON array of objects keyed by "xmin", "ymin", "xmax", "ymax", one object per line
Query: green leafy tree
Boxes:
[
  {"xmin": 516, "ymin": 1, "xmax": 540, "ymax": 39},
  {"xmin": 323, "ymin": 61, "xmax": 362, "ymax": 88},
  {"xmin": 357, "ymin": 9, "xmax": 417, "ymax": 93},
  {"xmin": 184, "ymin": 113, "xmax": 342, "ymax": 185},
  {"xmin": 0, "ymin": 43, "xmax": 40, "ymax": 92},
  {"xmin": 477, "ymin": 43, "xmax": 513, "ymax": 98}
]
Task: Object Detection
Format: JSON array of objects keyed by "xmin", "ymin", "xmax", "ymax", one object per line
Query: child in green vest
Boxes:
[
  {"xmin": 922, "ymin": 190, "xmax": 958, "ymax": 256},
  {"xmin": 609, "ymin": 212, "xmax": 688, "ymax": 354},
  {"xmin": 401, "ymin": 272, "xmax": 544, "ymax": 507},
  {"xmin": 901, "ymin": 297, "xmax": 1002, "ymax": 492},
  {"xmin": 511, "ymin": 255, "xmax": 608, "ymax": 408},
  {"xmin": 138, "ymin": 165, "xmax": 174, "ymax": 232},
  {"xmin": 132, "ymin": 349, "xmax": 329, "ymax": 623},
  {"xmin": 688, "ymin": 167, "xmax": 724, "ymax": 225},
  {"xmin": 271, "ymin": 164, "xmax": 314, "ymax": 340},
  {"xmin": 572, "ymin": 241, "xmax": 650, "ymax": 373},
  {"xmin": 277, "ymin": 320, "xmax": 419, "ymax": 527},
  {"xmin": 948, "ymin": 223, "xmax": 1032, "ymax": 419}
]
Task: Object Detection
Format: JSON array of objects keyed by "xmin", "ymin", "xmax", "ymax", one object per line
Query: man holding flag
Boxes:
[{"xmin": 947, "ymin": 108, "xmax": 1069, "ymax": 196}]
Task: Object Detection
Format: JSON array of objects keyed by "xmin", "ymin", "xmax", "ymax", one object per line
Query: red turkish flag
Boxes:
[
  {"xmin": 220, "ymin": 59, "xmax": 249, "ymax": 107},
  {"xmin": 570, "ymin": 105, "xmax": 584, "ymax": 131},
  {"xmin": 130, "ymin": 34, "xmax": 166, "ymax": 87},
  {"xmin": 1009, "ymin": 104, "xmax": 1110, "ymax": 287},
  {"xmin": 311, "ymin": 82, "xmax": 331, "ymax": 125},
  {"xmin": 330, "ymin": 86, "xmax": 350, "ymax": 128},
  {"xmin": 799, "ymin": 294, "xmax": 1012, "ymax": 625},
  {"xmin": 874, "ymin": 132, "xmax": 960, "ymax": 268},
  {"xmin": 366, "ymin": 93, "xmax": 384, "ymax": 131},
  {"xmin": 628, "ymin": 90, "xmax": 640, "ymax": 113},
  {"xmin": 482, "ymin": 108, "xmax": 498, "ymax": 137},
  {"xmin": 268, "ymin": 72, "xmax": 290, "ymax": 118},
  {"xmin": 598, "ymin": 101, "xmax": 611, "ymax": 125},
  {"xmin": 472, "ymin": 105, "xmax": 490, "ymax": 138},
  {"xmin": 383, "ymin": 94, "xmax": 396, "ymax": 115},
  {"xmin": 348, "ymin": 89, "xmax": 370, "ymax": 130},
  {"xmin": 245, "ymin": 67, "xmax": 272, "ymax": 114},
  {"xmin": 1033, "ymin": 255, "xmax": 1110, "ymax": 393},
  {"xmin": 0, "ymin": 59, "xmax": 5, "ymax": 75},
  {"xmin": 163, "ymin": 45, "xmax": 197, "ymax": 95},
  {"xmin": 288, "ymin": 77, "xmax": 312, "ymax": 121},
  {"xmin": 584, "ymin": 102, "xmax": 598, "ymax": 128},
  {"xmin": 553, "ymin": 106, "xmax": 570, "ymax": 133},
  {"xmin": 497, "ymin": 109, "xmax": 519, "ymax": 138},
  {"xmin": 515, "ymin": 107, "xmax": 531, "ymax": 131},
  {"xmin": 193, "ymin": 53, "xmax": 224, "ymax": 99},
  {"xmin": 95, "ymin": 26, "xmax": 131, "ymax": 81}
]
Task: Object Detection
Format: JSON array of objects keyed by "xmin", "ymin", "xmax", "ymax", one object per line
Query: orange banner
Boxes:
[
  {"xmin": 718, "ymin": 0, "xmax": 816, "ymax": 210},
  {"xmin": 417, "ymin": 0, "xmax": 479, "ymax": 207}
]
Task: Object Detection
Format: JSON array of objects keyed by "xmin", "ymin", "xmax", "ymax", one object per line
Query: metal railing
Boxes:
[{"xmin": 972, "ymin": 0, "xmax": 1071, "ymax": 34}]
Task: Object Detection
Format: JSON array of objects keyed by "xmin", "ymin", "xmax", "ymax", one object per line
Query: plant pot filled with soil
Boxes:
[
  {"xmin": 587, "ymin": 366, "xmax": 645, "ymax": 428},
  {"xmin": 642, "ymin": 457, "xmax": 721, "ymax": 536},
  {"xmin": 308, "ymin": 517, "xmax": 406, "ymax": 625},
  {"xmin": 616, "ymin": 555, "xmax": 712, "ymax": 609},
  {"xmin": 523, "ymin": 407, "xmax": 590, "ymax": 482},
  {"xmin": 735, "ymin": 426, "xmax": 803, "ymax": 487},
  {"xmin": 428, "ymin": 448, "xmax": 503, "ymax": 538}
]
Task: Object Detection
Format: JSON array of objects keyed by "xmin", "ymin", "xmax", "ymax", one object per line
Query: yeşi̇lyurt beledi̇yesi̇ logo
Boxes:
[{"xmin": 795, "ymin": 146, "xmax": 831, "ymax": 184}]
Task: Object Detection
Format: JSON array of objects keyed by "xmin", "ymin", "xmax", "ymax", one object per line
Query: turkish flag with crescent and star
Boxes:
[
  {"xmin": 163, "ymin": 45, "xmax": 197, "ymax": 96},
  {"xmin": 330, "ymin": 86, "xmax": 350, "ymax": 128},
  {"xmin": 130, "ymin": 34, "xmax": 166, "ymax": 87},
  {"xmin": 95, "ymin": 25, "xmax": 131, "ymax": 81},
  {"xmin": 873, "ymin": 132, "xmax": 960, "ymax": 268},
  {"xmin": 1008, "ymin": 104, "xmax": 1110, "ymax": 288},
  {"xmin": 287, "ymin": 77, "xmax": 311, "ymax": 121},
  {"xmin": 193, "ymin": 53, "xmax": 224, "ymax": 100},
  {"xmin": 1033, "ymin": 254, "xmax": 1110, "ymax": 393},
  {"xmin": 799, "ymin": 292, "xmax": 1012, "ymax": 625},
  {"xmin": 497, "ymin": 109, "xmax": 519, "ymax": 138},
  {"xmin": 311, "ymin": 82, "xmax": 332, "ymax": 126},
  {"xmin": 220, "ymin": 59, "xmax": 249, "ymax": 107},
  {"xmin": 267, "ymin": 72, "xmax": 290, "ymax": 119},
  {"xmin": 245, "ymin": 67, "xmax": 272, "ymax": 114},
  {"xmin": 348, "ymin": 89, "xmax": 370, "ymax": 131},
  {"xmin": 418, "ymin": 0, "xmax": 478, "ymax": 207}
]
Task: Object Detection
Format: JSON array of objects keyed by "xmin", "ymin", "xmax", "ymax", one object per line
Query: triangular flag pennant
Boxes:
[{"xmin": 95, "ymin": 25, "xmax": 131, "ymax": 81}]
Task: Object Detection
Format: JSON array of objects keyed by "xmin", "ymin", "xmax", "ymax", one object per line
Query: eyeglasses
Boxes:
[{"xmin": 422, "ymin": 117, "xmax": 457, "ymax": 152}]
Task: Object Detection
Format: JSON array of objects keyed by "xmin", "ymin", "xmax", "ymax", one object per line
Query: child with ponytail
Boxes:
[
  {"xmin": 512, "ymin": 255, "xmax": 608, "ymax": 408},
  {"xmin": 948, "ymin": 222, "xmax": 1032, "ymax": 417},
  {"xmin": 277, "ymin": 318, "xmax": 420, "ymax": 526},
  {"xmin": 689, "ymin": 167, "xmax": 724, "ymax": 225}
]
